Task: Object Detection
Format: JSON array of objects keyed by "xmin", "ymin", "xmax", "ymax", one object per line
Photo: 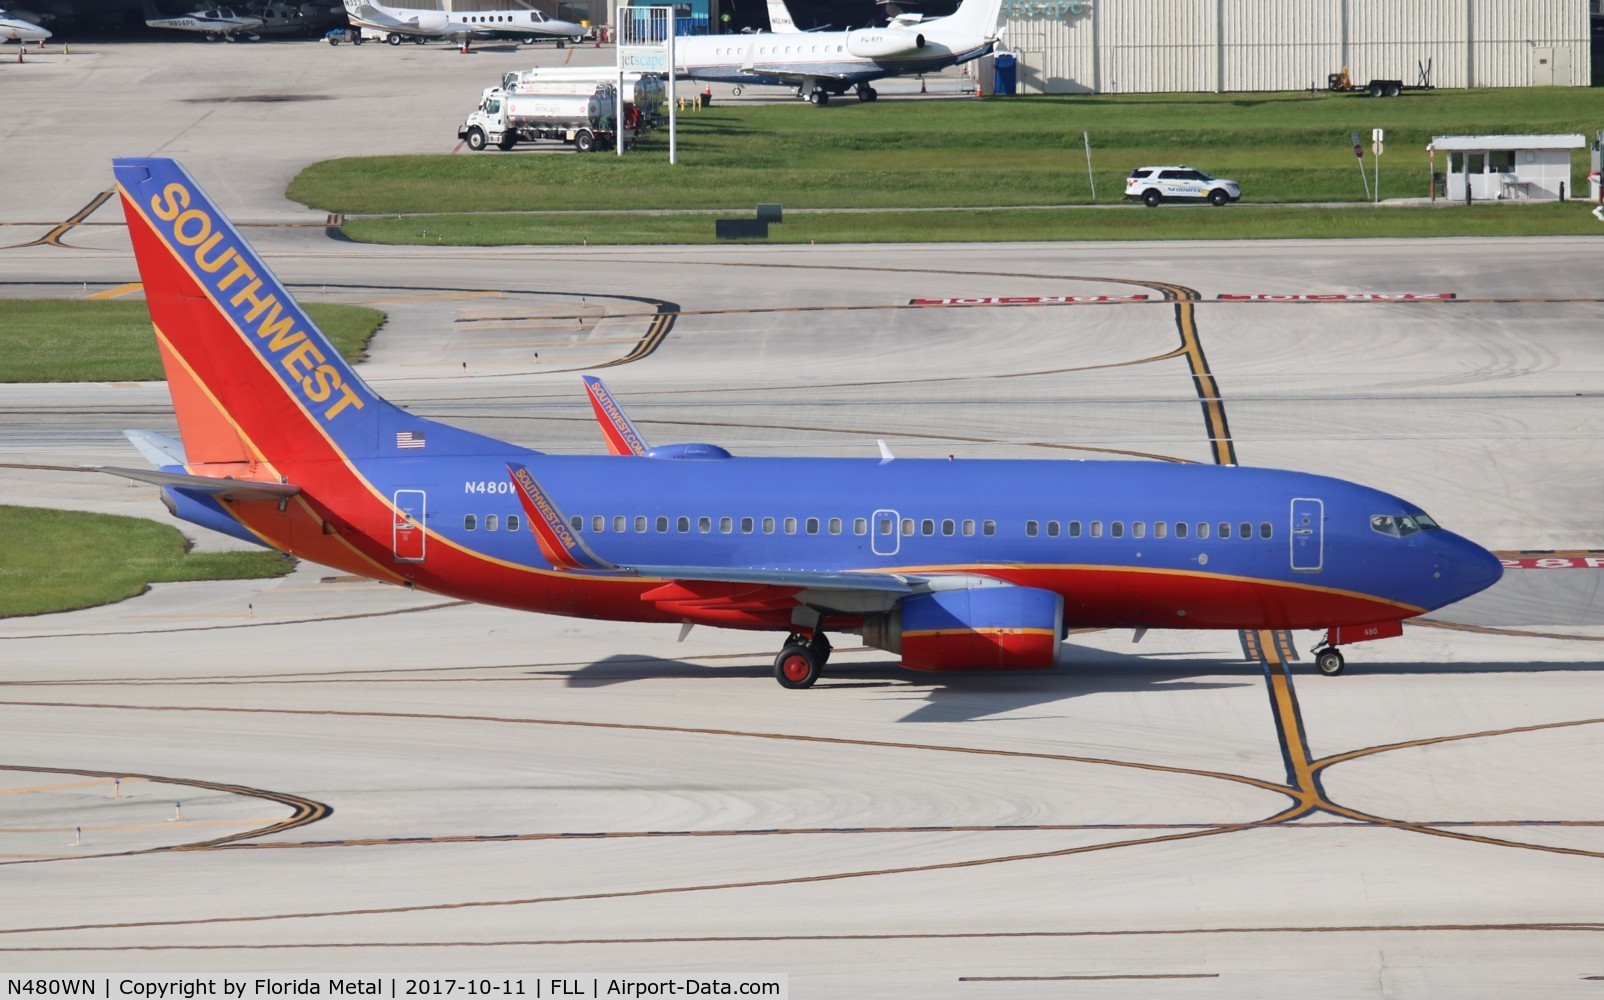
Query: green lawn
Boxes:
[
  {"xmin": 0, "ymin": 300, "xmax": 386, "ymax": 383},
  {"xmin": 347, "ymin": 201, "xmax": 1603, "ymax": 246},
  {"xmin": 0, "ymin": 505, "xmax": 296, "ymax": 618},
  {"xmin": 291, "ymin": 88, "xmax": 1604, "ymax": 220}
]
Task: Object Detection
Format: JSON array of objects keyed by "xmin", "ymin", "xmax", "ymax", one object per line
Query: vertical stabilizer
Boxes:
[
  {"xmin": 114, "ymin": 158, "xmax": 399, "ymax": 468},
  {"xmin": 934, "ymin": 0, "xmax": 1003, "ymax": 38}
]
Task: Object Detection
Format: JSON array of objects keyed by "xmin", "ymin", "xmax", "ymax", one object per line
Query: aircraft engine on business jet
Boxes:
[
  {"xmin": 410, "ymin": 8, "xmax": 446, "ymax": 30},
  {"xmin": 844, "ymin": 28, "xmax": 924, "ymax": 58}
]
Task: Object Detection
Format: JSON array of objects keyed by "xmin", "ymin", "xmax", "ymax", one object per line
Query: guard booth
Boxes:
[{"xmin": 1434, "ymin": 134, "xmax": 1585, "ymax": 201}]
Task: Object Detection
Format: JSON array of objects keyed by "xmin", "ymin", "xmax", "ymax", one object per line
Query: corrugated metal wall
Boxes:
[{"xmin": 1007, "ymin": 0, "xmax": 1588, "ymax": 94}]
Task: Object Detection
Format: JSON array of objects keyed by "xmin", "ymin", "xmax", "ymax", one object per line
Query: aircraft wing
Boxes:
[{"xmin": 626, "ymin": 565, "xmax": 919, "ymax": 593}]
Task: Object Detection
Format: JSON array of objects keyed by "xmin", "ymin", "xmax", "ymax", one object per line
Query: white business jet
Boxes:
[
  {"xmin": 342, "ymin": 0, "xmax": 584, "ymax": 46},
  {"xmin": 0, "ymin": 6, "xmax": 52, "ymax": 40},
  {"xmin": 676, "ymin": 0, "xmax": 1002, "ymax": 104},
  {"xmin": 144, "ymin": 4, "xmax": 263, "ymax": 38}
]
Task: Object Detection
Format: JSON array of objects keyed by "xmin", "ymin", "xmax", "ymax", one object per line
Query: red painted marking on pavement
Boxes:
[
  {"xmin": 909, "ymin": 295, "xmax": 1149, "ymax": 306},
  {"xmin": 1214, "ymin": 292, "xmax": 1456, "ymax": 302},
  {"xmin": 1501, "ymin": 557, "xmax": 1604, "ymax": 570}
]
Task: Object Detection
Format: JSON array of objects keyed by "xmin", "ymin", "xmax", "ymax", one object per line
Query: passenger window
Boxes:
[
  {"xmin": 1218, "ymin": 522, "xmax": 1231, "ymax": 539},
  {"xmin": 1175, "ymin": 521, "xmax": 1188, "ymax": 539},
  {"xmin": 1026, "ymin": 520, "xmax": 1039, "ymax": 537},
  {"xmin": 921, "ymin": 519, "xmax": 934, "ymax": 536},
  {"xmin": 1240, "ymin": 522, "xmax": 1251, "ymax": 539},
  {"xmin": 635, "ymin": 515, "xmax": 647, "ymax": 533},
  {"xmin": 1046, "ymin": 520, "xmax": 1059, "ymax": 537},
  {"xmin": 854, "ymin": 518, "xmax": 867, "ymax": 535},
  {"xmin": 1111, "ymin": 521, "xmax": 1124, "ymax": 538},
  {"xmin": 902, "ymin": 518, "xmax": 914, "ymax": 536},
  {"xmin": 829, "ymin": 517, "xmax": 842, "ymax": 535},
  {"xmin": 741, "ymin": 517, "xmax": 754, "ymax": 534},
  {"xmin": 486, "ymin": 514, "xmax": 499, "ymax": 531},
  {"xmin": 507, "ymin": 515, "xmax": 519, "ymax": 532},
  {"xmin": 763, "ymin": 516, "xmax": 776, "ymax": 534},
  {"xmin": 464, "ymin": 514, "xmax": 477, "ymax": 530},
  {"xmin": 1068, "ymin": 521, "xmax": 1081, "ymax": 537},
  {"xmin": 698, "ymin": 516, "xmax": 712, "ymax": 534},
  {"xmin": 877, "ymin": 516, "xmax": 894, "ymax": 536},
  {"xmin": 1090, "ymin": 521, "xmax": 1103, "ymax": 537},
  {"xmin": 962, "ymin": 519, "xmax": 975, "ymax": 536},
  {"xmin": 614, "ymin": 515, "xmax": 626, "ymax": 533},
  {"xmin": 1260, "ymin": 522, "xmax": 1272, "ymax": 539},
  {"xmin": 720, "ymin": 516, "xmax": 733, "ymax": 534},
  {"xmin": 570, "ymin": 515, "xmax": 582, "ymax": 532},
  {"xmin": 1132, "ymin": 522, "xmax": 1145, "ymax": 539},
  {"xmin": 656, "ymin": 516, "xmax": 668, "ymax": 533},
  {"xmin": 784, "ymin": 517, "xmax": 797, "ymax": 535},
  {"xmin": 1154, "ymin": 521, "xmax": 1166, "ymax": 539},
  {"xmin": 982, "ymin": 520, "xmax": 996, "ymax": 536},
  {"xmin": 677, "ymin": 516, "xmax": 690, "ymax": 533},
  {"xmin": 942, "ymin": 519, "xmax": 955, "ymax": 536},
  {"xmin": 806, "ymin": 517, "xmax": 820, "ymax": 534},
  {"xmin": 593, "ymin": 515, "xmax": 605, "ymax": 532},
  {"xmin": 1197, "ymin": 522, "xmax": 1210, "ymax": 539}
]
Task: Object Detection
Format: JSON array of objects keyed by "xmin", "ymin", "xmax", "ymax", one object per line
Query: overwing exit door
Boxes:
[
  {"xmin": 393, "ymin": 489, "xmax": 426, "ymax": 563},
  {"xmin": 871, "ymin": 508, "xmax": 900, "ymax": 556}
]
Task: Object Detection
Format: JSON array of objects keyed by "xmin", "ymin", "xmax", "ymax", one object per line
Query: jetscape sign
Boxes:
[{"xmin": 1215, "ymin": 293, "xmax": 1456, "ymax": 302}]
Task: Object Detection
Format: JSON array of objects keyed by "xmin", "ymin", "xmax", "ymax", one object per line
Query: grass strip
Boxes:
[
  {"xmin": 291, "ymin": 88, "xmax": 1604, "ymax": 216},
  {"xmin": 345, "ymin": 201, "xmax": 1603, "ymax": 246},
  {"xmin": 0, "ymin": 300, "xmax": 386, "ymax": 383},
  {"xmin": 0, "ymin": 505, "xmax": 296, "ymax": 618}
]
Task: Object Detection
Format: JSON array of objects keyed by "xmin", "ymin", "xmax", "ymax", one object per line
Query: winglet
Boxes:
[
  {"xmin": 506, "ymin": 462, "xmax": 617, "ymax": 572},
  {"xmin": 877, "ymin": 439, "xmax": 895, "ymax": 465},
  {"xmin": 582, "ymin": 375, "xmax": 650, "ymax": 456}
]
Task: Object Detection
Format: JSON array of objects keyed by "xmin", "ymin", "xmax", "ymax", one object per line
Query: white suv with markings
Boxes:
[{"xmin": 1125, "ymin": 165, "xmax": 1241, "ymax": 207}]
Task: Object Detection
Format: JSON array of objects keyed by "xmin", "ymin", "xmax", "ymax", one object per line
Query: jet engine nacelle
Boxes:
[
  {"xmin": 411, "ymin": 9, "xmax": 447, "ymax": 31},
  {"xmin": 862, "ymin": 585, "xmax": 1063, "ymax": 671},
  {"xmin": 844, "ymin": 28, "xmax": 925, "ymax": 59}
]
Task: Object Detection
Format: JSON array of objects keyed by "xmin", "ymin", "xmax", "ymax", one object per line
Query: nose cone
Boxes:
[{"xmin": 1440, "ymin": 533, "xmax": 1504, "ymax": 605}]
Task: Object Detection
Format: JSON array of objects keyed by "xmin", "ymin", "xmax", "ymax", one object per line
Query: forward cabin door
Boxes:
[
  {"xmin": 871, "ymin": 508, "xmax": 900, "ymax": 556},
  {"xmin": 393, "ymin": 489, "xmax": 427, "ymax": 563},
  {"xmin": 1289, "ymin": 497, "xmax": 1323, "ymax": 572}
]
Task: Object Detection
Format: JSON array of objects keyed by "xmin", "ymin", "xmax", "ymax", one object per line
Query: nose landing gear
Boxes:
[
  {"xmin": 1313, "ymin": 645, "xmax": 1345, "ymax": 676},
  {"xmin": 774, "ymin": 630, "xmax": 832, "ymax": 688}
]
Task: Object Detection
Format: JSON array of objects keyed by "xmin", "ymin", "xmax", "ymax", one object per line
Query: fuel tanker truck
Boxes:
[
  {"xmin": 458, "ymin": 84, "xmax": 630, "ymax": 152},
  {"xmin": 502, "ymin": 69, "xmax": 666, "ymax": 125}
]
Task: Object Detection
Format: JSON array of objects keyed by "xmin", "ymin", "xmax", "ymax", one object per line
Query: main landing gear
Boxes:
[
  {"xmin": 774, "ymin": 631, "xmax": 832, "ymax": 689},
  {"xmin": 855, "ymin": 83, "xmax": 878, "ymax": 102}
]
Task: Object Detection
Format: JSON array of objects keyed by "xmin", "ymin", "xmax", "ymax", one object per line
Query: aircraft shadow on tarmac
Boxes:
[{"xmin": 544, "ymin": 644, "xmax": 1604, "ymax": 722}]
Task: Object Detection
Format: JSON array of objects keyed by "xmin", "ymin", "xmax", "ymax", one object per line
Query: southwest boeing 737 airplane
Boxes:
[{"xmin": 108, "ymin": 158, "xmax": 1503, "ymax": 687}]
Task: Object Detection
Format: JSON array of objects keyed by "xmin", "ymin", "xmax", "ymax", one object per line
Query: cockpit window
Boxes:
[{"xmin": 1371, "ymin": 513, "xmax": 1440, "ymax": 538}]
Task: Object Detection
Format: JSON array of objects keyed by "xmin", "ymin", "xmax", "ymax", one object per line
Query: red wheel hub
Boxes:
[{"xmin": 782, "ymin": 654, "xmax": 811, "ymax": 682}]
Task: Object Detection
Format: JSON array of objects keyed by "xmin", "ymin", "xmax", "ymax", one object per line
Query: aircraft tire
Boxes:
[
  {"xmin": 465, "ymin": 127, "xmax": 487, "ymax": 151},
  {"xmin": 775, "ymin": 644, "xmax": 822, "ymax": 689},
  {"xmin": 1315, "ymin": 648, "xmax": 1345, "ymax": 676},
  {"xmin": 1142, "ymin": 189, "xmax": 1162, "ymax": 207},
  {"xmin": 413, "ymin": 35, "xmax": 426, "ymax": 43},
  {"xmin": 809, "ymin": 89, "xmax": 828, "ymax": 106},
  {"xmin": 521, "ymin": 34, "xmax": 536, "ymax": 43}
]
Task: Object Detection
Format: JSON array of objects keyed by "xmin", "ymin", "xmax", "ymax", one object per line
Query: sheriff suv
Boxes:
[{"xmin": 1124, "ymin": 166, "xmax": 1241, "ymax": 207}]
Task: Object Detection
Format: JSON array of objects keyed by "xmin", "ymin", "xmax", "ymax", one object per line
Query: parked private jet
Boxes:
[
  {"xmin": 107, "ymin": 157, "xmax": 1504, "ymax": 687},
  {"xmin": 341, "ymin": 0, "xmax": 583, "ymax": 46},
  {"xmin": 0, "ymin": 6, "xmax": 51, "ymax": 39},
  {"xmin": 672, "ymin": 0, "xmax": 1001, "ymax": 102}
]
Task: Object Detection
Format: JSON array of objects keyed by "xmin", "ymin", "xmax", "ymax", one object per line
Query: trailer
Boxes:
[
  {"xmin": 502, "ymin": 69, "xmax": 666, "ymax": 125},
  {"xmin": 459, "ymin": 86, "xmax": 629, "ymax": 152},
  {"xmin": 1326, "ymin": 62, "xmax": 1434, "ymax": 98}
]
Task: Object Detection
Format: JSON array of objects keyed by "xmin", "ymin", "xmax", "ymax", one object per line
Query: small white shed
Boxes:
[{"xmin": 1432, "ymin": 134, "xmax": 1585, "ymax": 202}]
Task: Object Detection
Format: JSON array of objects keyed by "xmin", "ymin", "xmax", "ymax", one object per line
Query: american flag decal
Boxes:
[{"xmin": 396, "ymin": 430, "xmax": 426, "ymax": 450}]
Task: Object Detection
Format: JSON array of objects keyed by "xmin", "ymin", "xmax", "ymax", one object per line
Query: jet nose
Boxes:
[{"xmin": 1439, "ymin": 534, "xmax": 1504, "ymax": 604}]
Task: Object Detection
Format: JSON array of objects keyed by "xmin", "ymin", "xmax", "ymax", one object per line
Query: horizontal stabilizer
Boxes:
[{"xmin": 93, "ymin": 466, "xmax": 300, "ymax": 501}]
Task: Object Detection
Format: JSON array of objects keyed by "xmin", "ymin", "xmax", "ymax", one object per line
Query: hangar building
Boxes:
[{"xmin": 999, "ymin": 0, "xmax": 1590, "ymax": 95}]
